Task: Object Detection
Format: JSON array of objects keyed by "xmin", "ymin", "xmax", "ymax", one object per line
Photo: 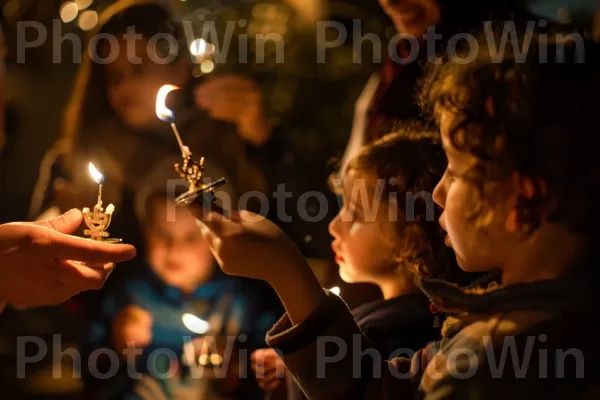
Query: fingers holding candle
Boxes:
[
  {"xmin": 0, "ymin": 219, "xmax": 136, "ymax": 306},
  {"xmin": 46, "ymin": 230, "xmax": 136, "ymax": 265}
]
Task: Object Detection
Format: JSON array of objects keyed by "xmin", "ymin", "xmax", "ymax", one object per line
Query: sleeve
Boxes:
[
  {"xmin": 266, "ymin": 292, "xmax": 425, "ymax": 400},
  {"xmin": 27, "ymin": 145, "xmax": 68, "ymax": 220}
]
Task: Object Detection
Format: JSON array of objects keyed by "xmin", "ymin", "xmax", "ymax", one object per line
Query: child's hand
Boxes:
[
  {"xmin": 113, "ymin": 305, "xmax": 153, "ymax": 356},
  {"xmin": 195, "ymin": 210, "xmax": 327, "ymax": 325},
  {"xmin": 251, "ymin": 348, "xmax": 286, "ymax": 392},
  {"xmin": 194, "ymin": 210, "xmax": 307, "ymax": 283}
]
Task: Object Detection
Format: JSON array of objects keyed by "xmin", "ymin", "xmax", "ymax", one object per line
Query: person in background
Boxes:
[
  {"xmin": 251, "ymin": 127, "xmax": 449, "ymax": 394},
  {"xmin": 339, "ymin": 0, "xmax": 532, "ymax": 171},
  {"xmin": 81, "ymin": 173, "xmax": 278, "ymax": 399},
  {"xmin": 29, "ymin": 0, "xmax": 269, "ymax": 243}
]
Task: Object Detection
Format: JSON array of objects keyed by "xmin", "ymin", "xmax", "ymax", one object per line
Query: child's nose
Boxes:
[
  {"xmin": 432, "ymin": 180, "xmax": 446, "ymax": 209},
  {"xmin": 328, "ymin": 213, "xmax": 341, "ymax": 238}
]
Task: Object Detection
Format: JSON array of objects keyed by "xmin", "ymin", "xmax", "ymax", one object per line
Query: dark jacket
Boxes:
[
  {"xmin": 266, "ymin": 267, "xmax": 600, "ymax": 399},
  {"xmin": 277, "ymin": 292, "xmax": 441, "ymax": 400},
  {"xmin": 351, "ymin": 293, "xmax": 440, "ymax": 360}
]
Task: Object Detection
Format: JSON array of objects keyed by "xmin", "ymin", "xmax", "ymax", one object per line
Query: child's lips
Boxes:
[
  {"xmin": 166, "ymin": 263, "xmax": 185, "ymax": 271},
  {"xmin": 331, "ymin": 244, "xmax": 344, "ymax": 264}
]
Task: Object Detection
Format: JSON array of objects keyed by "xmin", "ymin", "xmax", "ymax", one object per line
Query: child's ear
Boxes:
[{"xmin": 505, "ymin": 173, "xmax": 546, "ymax": 235}]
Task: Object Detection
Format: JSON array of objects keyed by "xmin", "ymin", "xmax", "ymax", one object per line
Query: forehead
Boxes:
[
  {"xmin": 103, "ymin": 37, "xmax": 153, "ymax": 68},
  {"xmin": 439, "ymin": 110, "xmax": 456, "ymax": 150},
  {"xmin": 148, "ymin": 198, "xmax": 196, "ymax": 225},
  {"xmin": 342, "ymin": 168, "xmax": 382, "ymax": 202}
]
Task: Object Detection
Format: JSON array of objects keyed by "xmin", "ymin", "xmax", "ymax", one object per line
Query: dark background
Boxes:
[{"xmin": 0, "ymin": 0, "xmax": 597, "ymax": 398}]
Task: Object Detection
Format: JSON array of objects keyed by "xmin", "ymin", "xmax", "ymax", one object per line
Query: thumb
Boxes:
[{"xmin": 34, "ymin": 209, "xmax": 83, "ymax": 234}]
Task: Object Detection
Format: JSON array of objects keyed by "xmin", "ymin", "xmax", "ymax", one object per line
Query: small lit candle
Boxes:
[
  {"xmin": 88, "ymin": 162, "xmax": 104, "ymax": 209},
  {"xmin": 156, "ymin": 84, "xmax": 192, "ymax": 159},
  {"xmin": 82, "ymin": 162, "xmax": 118, "ymax": 242},
  {"xmin": 155, "ymin": 84, "xmax": 228, "ymax": 203},
  {"xmin": 182, "ymin": 313, "xmax": 210, "ymax": 335}
]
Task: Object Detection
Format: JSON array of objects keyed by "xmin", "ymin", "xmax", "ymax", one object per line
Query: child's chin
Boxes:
[
  {"xmin": 161, "ymin": 273, "xmax": 187, "ymax": 288},
  {"xmin": 338, "ymin": 266, "xmax": 356, "ymax": 284}
]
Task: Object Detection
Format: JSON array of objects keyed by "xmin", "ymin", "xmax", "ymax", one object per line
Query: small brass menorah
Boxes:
[
  {"xmin": 175, "ymin": 156, "xmax": 205, "ymax": 193},
  {"xmin": 82, "ymin": 204, "xmax": 121, "ymax": 243}
]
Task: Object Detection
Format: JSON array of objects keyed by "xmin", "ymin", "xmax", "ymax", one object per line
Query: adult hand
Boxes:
[
  {"xmin": 0, "ymin": 209, "xmax": 136, "ymax": 307},
  {"xmin": 251, "ymin": 348, "xmax": 286, "ymax": 392},
  {"xmin": 194, "ymin": 75, "xmax": 271, "ymax": 147},
  {"xmin": 112, "ymin": 305, "xmax": 153, "ymax": 357}
]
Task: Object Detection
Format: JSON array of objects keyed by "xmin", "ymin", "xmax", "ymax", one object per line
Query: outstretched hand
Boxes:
[
  {"xmin": 0, "ymin": 209, "xmax": 136, "ymax": 307},
  {"xmin": 193, "ymin": 210, "xmax": 327, "ymax": 325}
]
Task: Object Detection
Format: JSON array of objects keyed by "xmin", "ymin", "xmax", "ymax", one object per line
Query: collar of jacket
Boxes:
[{"xmin": 419, "ymin": 267, "xmax": 598, "ymax": 316}]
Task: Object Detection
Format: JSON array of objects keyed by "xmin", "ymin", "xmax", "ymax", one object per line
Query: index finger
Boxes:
[{"xmin": 45, "ymin": 230, "xmax": 136, "ymax": 264}]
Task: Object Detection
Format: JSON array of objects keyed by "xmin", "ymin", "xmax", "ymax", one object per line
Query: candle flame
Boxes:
[
  {"xmin": 88, "ymin": 162, "xmax": 104, "ymax": 184},
  {"xmin": 182, "ymin": 313, "xmax": 210, "ymax": 335},
  {"xmin": 156, "ymin": 84, "xmax": 179, "ymax": 122}
]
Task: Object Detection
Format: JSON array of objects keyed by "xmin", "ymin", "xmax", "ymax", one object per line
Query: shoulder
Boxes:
[{"xmin": 424, "ymin": 312, "xmax": 600, "ymax": 399}]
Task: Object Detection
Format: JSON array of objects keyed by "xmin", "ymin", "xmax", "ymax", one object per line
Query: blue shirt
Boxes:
[{"xmin": 81, "ymin": 265, "xmax": 280, "ymax": 399}]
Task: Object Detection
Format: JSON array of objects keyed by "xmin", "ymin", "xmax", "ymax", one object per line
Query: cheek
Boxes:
[
  {"xmin": 106, "ymin": 83, "xmax": 120, "ymax": 109},
  {"xmin": 341, "ymin": 222, "xmax": 392, "ymax": 275},
  {"xmin": 444, "ymin": 183, "xmax": 503, "ymax": 271},
  {"xmin": 444, "ymin": 183, "xmax": 479, "ymax": 252},
  {"xmin": 147, "ymin": 243, "xmax": 167, "ymax": 269}
]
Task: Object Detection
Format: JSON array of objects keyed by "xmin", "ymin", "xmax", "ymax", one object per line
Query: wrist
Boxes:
[
  {"xmin": 268, "ymin": 259, "xmax": 327, "ymax": 326},
  {"xmin": 239, "ymin": 116, "xmax": 271, "ymax": 147}
]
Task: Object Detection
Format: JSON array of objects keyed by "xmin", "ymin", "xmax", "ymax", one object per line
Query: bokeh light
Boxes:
[
  {"xmin": 78, "ymin": 10, "xmax": 98, "ymax": 31},
  {"xmin": 60, "ymin": 2, "xmax": 79, "ymax": 24}
]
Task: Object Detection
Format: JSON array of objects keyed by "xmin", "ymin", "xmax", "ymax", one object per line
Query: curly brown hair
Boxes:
[
  {"xmin": 420, "ymin": 30, "xmax": 600, "ymax": 235},
  {"xmin": 339, "ymin": 124, "xmax": 454, "ymax": 281}
]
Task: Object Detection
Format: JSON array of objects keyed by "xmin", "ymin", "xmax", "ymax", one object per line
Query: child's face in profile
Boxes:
[
  {"xmin": 433, "ymin": 110, "xmax": 515, "ymax": 273},
  {"xmin": 145, "ymin": 198, "xmax": 214, "ymax": 293},
  {"xmin": 104, "ymin": 38, "xmax": 186, "ymax": 130},
  {"xmin": 329, "ymin": 169, "xmax": 399, "ymax": 284}
]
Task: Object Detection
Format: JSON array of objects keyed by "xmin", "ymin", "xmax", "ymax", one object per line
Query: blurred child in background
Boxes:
[{"xmin": 81, "ymin": 163, "xmax": 278, "ymax": 400}]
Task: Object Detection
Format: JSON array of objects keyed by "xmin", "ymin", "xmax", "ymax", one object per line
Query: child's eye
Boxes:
[{"xmin": 347, "ymin": 204, "xmax": 363, "ymax": 221}]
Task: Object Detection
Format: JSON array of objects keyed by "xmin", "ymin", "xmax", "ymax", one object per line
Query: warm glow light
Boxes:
[
  {"xmin": 156, "ymin": 84, "xmax": 179, "ymax": 122},
  {"xmin": 190, "ymin": 38, "xmax": 215, "ymax": 57},
  {"xmin": 78, "ymin": 10, "xmax": 98, "ymax": 31},
  {"xmin": 3, "ymin": 0, "xmax": 19, "ymax": 18},
  {"xmin": 200, "ymin": 60, "xmax": 215, "ymax": 74},
  {"xmin": 182, "ymin": 313, "xmax": 210, "ymax": 335},
  {"xmin": 88, "ymin": 162, "xmax": 104, "ymax": 184},
  {"xmin": 210, "ymin": 353, "xmax": 223, "ymax": 365},
  {"xmin": 330, "ymin": 287, "xmax": 341, "ymax": 296},
  {"xmin": 199, "ymin": 354, "xmax": 209, "ymax": 365},
  {"xmin": 75, "ymin": 0, "xmax": 94, "ymax": 10},
  {"xmin": 60, "ymin": 2, "xmax": 79, "ymax": 23}
]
